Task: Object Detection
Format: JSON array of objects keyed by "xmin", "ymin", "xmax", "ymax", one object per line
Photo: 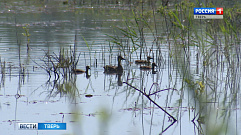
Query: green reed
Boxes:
[
  {"xmin": 157, "ymin": 1, "xmax": 241, "ymax": 134},
  {"xmin": 34, "ymin": 47, "xmax": 81, "ymax": 81},
  {"xmin": 22, "ymin": 24, "xmax": 30, "ymax": 50},
  {"xmin": 104, "ymin": 0, "xmax": 241, "ymax": 134}
]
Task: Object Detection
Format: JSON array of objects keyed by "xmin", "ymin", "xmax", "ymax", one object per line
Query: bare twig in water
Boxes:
[{"xmin": 123, "ymin": 82, "xmax": 177, "ymax": 134}]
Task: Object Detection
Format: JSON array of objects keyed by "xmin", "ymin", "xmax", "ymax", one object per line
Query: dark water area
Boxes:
[{"xmin": 0, "ymin": 1, "xmax": 241, "ymax": 135}]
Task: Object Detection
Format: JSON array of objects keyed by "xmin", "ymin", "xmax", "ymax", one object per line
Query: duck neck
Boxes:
[
  {"xmin": 147, "ymin": 58, "xmax": 150, "ymax": 62},
  {"xmin": 118, "ymin": 59, "xmax": 122, "ymax": 67},
  {"xmin": 85, "ymin": 67, "xmax": 89, "ymax": 75}
]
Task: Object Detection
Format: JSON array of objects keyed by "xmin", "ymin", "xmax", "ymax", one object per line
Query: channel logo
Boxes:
[
  {"xmin": 18, "ymin": 123, "xmax": 38, "ymax": 130},
  {"xmin": 194, "ymin": 8, "xmax": 223, "ymax": 19},
  {"xmin": 18, "ymin": 123, "xmax": 66, "ymax": 130}
]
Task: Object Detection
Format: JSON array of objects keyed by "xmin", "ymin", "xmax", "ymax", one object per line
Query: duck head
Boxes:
[
  {"xmin": 147, "ymin": 56, "xmax": 153, "ymax": 61},
  {"xmin": 118, "ymin": 56, "xmax": 125, "ymax": 61},
  {"xmin": 152, "ymin": 62, "xmax": 157, "ymax": 68}
]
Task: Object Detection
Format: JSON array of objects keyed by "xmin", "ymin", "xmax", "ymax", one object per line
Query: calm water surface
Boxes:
[{"xmin": 0, "ymin": 1, "xmax": 240, "ymax": 135}]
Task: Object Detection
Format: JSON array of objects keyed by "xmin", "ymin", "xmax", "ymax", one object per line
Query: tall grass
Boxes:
[
  {"xmin": 105, "ymin": 0, "xmax": 241, "ymax": 134},
  {"xmin": 156, "ymin": 1, "xmax": 241, "ymax": 134}
]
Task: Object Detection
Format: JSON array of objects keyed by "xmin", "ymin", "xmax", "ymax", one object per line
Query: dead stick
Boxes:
[{"xmin": 123, "ymin": 82, "xmax": 177, "ymax": 122}]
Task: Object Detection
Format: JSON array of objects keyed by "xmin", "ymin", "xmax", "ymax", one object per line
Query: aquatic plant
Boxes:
[
  {"xmin": 22, "ymin": 24, "xmax": 30, "ymax": 50},
  {"xmin": 82, "ymin": 36, "xmax": 94, "ymax": 64},
  {"xmin": 106, "ymin": 8, "xmax": 156, "ymax": 62},
  {"xmin": 156, "ymin": 1, "xmax": 241, "ymax": 134},
  {"xmin": 103, "ymin": 0, "xmax": 241, "ymax": 134},
  {"xmin": 33, "ymin": 47, "xmax": 81, "ymax": 81}
]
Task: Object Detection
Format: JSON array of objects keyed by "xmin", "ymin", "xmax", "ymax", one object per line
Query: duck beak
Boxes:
[{"xmin": 120, "ymin": 56, "xmax": 125, "ymax": 60}]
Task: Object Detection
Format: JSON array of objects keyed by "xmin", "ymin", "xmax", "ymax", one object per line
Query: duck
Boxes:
[
  {"xmin": 72, "ymin": 66, "xmax": 90, "ymax": 75},
  {"xmin": 135, "ymin": 56, "xmax": 153, "ymax": 65},
  {"xmin": 140, "ymin": 62, "xmax": 157, "ymax": 71},
  {"xmin": 104, "ymin": 56, "xmax": 125, "ymax": 74}
]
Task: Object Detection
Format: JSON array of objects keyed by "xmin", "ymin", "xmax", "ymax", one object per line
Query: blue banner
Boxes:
[
  {"xmin": 194, "ymin": 8, "xmax": 216, "ymax": 15},
  {"xmin": 38, "ymin": 123, "xmax": 66, "ymax": 130}
]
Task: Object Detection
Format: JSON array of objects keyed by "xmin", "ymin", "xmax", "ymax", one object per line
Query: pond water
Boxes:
[{"xmin": 0, "ymin": 1, "xmax": 241, "ymax": 135}]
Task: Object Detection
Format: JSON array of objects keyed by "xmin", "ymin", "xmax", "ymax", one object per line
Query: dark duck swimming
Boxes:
[
  {"xmin": 140, "ymin": 62, "xmax": 157, "ymax": 71},
  {"xmin": 135, "ymin": 56, "xmax": 153, "ymax": 65},
  {"xmin": 104, "ymin": 56, "xmax": 125, "ymax": 74},
  {"xmin": 72, "ymin": 66, "xmax": 90, "ymax": 74}
]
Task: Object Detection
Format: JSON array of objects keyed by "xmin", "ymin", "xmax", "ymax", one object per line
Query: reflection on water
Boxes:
[{"xmin": 0, "ymin": 1, "xmax": 241, "ymax": 135}]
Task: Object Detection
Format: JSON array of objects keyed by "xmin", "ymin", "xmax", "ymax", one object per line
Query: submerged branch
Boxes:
[{"xmin": 123, "ymin": 82, "xmax": 177, "ymax": 123}]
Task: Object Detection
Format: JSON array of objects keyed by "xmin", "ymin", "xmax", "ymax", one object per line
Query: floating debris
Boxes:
[{"xmin": 85, "ymin": 94, "xmax": 93, "ymax": 98}]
